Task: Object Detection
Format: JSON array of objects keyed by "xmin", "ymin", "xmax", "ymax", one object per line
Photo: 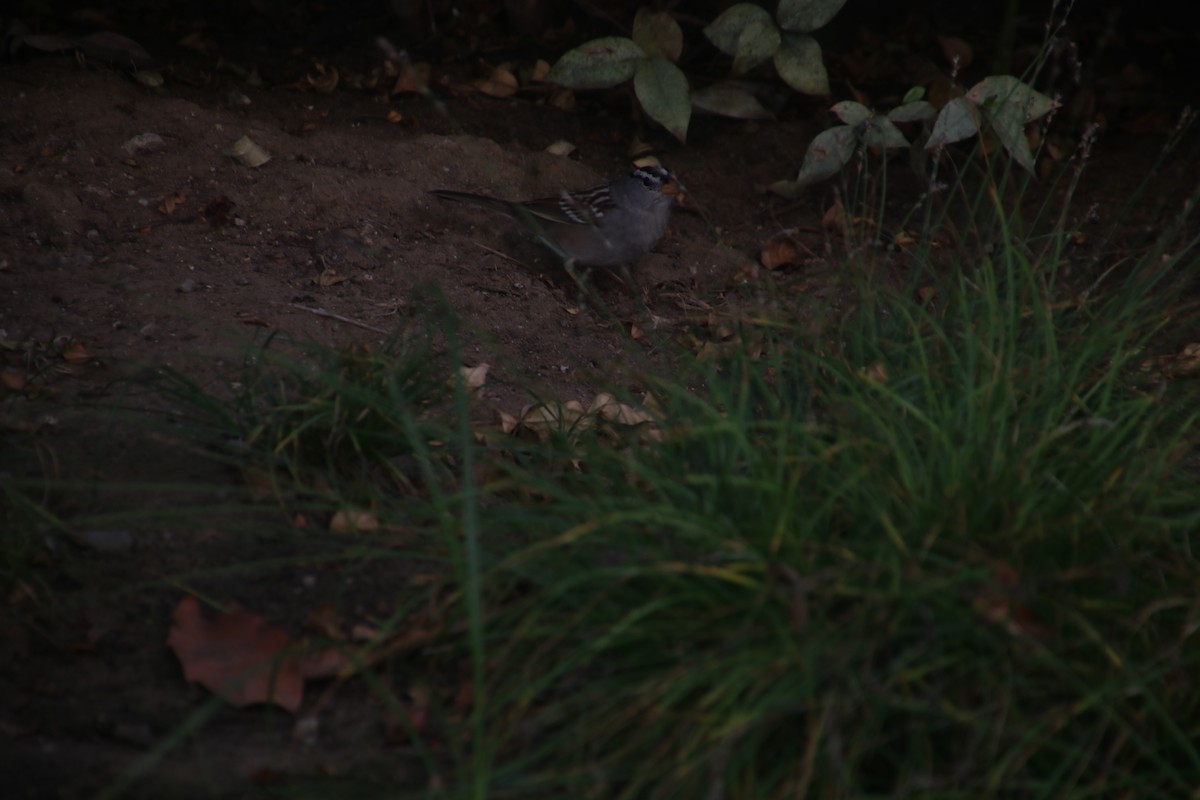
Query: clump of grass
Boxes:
[
  {"xmin": 454, "ymin": 191, "xmax": 1200, "ymax": 796},
  {"xmin": 143, "ymin": 323, "xmax": 458, "ymax": 505}
]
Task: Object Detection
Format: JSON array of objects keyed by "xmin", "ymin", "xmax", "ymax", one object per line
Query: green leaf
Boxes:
[
  {"xmin": 733, "ymin": 17, "xmax": 781, "ymax": 74},
  {"xmin": 635, "ymin": 56, "xmax": 691, "ymax": 142},
  {"xmin": 982, "ymin": 106, "xmax": 1036, "ymax": 172},
  {"xmin": 546, "ymin": 37, "xmax": 645, "ymax": 89},
  {"xmin": 926, "ymin": 97, "xmax": 979, "ymax": 149},
  {"xmin": 691, "ymin": 82, "xmax": 775, "ymax": 120},
  {"xmin": 773, "ymin": 33, "xmax": 829, "ymax": 96},
  {"xmin": 776, "ymin": 0, "xmax": 849, "ymax": 32},
  {"xmin": 887, "ymin": 100, "xmax": 936, "ymax": 123},
  {"xmin": 704, "ymin": 4, "xmax": 775, "ymax": 57},
  {"xmin": 633, "ymin": 8, "xmax": 683, "ymax": 62},
  {"xmin": 902, "ymin": 85, "xmax": 926, "ymax": 104},
  {"xmin": 860, "ymin": 116, "xmax": 910, "ymax": 149},
  {"xmin": 831, "ymin": 100, "xmax": 872, "ymax": 126},
  {"xmin": 794, "ymin": 124, "xmax": 857, "ymax": 186},
  {"xmin": 965, "ymin": 75, "xmax": 1058, "ymax": 123}
]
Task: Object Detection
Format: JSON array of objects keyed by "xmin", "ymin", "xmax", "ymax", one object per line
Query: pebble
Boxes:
[{"xmin": 178, "ymin": 278, "xmax": 196, "ymax": 293}]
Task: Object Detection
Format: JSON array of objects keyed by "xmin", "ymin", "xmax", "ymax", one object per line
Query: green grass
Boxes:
[
  {"xmin": 57, "ymin": 181, "xmax": 1194, "ymax": 798},
  {"xmin": 10, "ymin": 127, "xmax": 1199, "ymax": 800},
  {"xmin": 458, "ymin": 234, "xmax": 1200, "ymax": 798}
]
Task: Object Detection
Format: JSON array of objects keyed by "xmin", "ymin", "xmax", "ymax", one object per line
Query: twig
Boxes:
[{"xmin": 288, "ymin": 304, "xmax": 391, "ymax": 335}]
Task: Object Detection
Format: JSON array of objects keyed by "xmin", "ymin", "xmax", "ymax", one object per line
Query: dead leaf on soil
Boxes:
[
  {"xmin": 315, "ymin": 268, "xmax": 350, "ymax": 287},
  {"xmin": 862, "ymin": 361, "xmax": 888, "ymax": 383},
  {"xmin": 475, "ymin": 64, "xmax": 519, "ymax": 98},
  {"xmin": 761, "ymin": 230, "xmax": 800, "ymax": 269},
  {"xmin": 391, "ymin": 60, "xmax": 431, "ymax": 94},
  {"xmin": 329, "ymin": 507, "xmax": 380, "ymax": 534},
  {"xmin": 458, "ymin": 363, "xmax": 490, "ymax": 390},
  {"xmin": 167, "ymin": 595, "xmax": 304, "ymax": 713},
  {"xmin": 159, "ymin": 192, "xmax": 185, "ymax": 216},
  {"xmin": 61, "ymin": 342, "xmax": 91, "ymax": 363},
  {"xmin": 544, "ymin": 140, "xmax": 577, "ymax": 157},
  {"xmin": 590, "ymin": 392, "xmax": 655, "ymax": 426},
  {"xmin": 1, "ymin": 369, "xmax": 28, "ymax": 391},
  {"xmin": 306, "ymin": 63, "xmax": 339, "ymax": 93},
  {"xmin": 224, "ymin": 136, "xmax": 271, "ymax": 168},
  {"xmin": 1158, "ymin": 342, "xmax": 1200, "ymax": 377},
  {"xmin": 548, "ymin": 88, "xmax": 575, "ymax": 109},
  {"xmin": 821, "ymin": 199, "xmax": 846, "ymax": 234}
]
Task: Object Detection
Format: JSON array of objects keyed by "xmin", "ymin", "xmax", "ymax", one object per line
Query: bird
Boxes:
[{"xmin": 430, "ymin": 164, "xmax": 682, "ymax": 290}]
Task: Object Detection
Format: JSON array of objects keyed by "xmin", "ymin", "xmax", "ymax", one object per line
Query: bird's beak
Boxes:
[{"xmin": 661, "ymin": 177, "xmax": 685, "ymax": 201}]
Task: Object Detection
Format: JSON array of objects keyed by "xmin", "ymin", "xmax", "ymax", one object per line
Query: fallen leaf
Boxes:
[
  {"xmin": 761, "ymin": 230, "xmax": 800, "ymax": 269},
  {"xmin": 459, "ymin": 363, "xmax": 490, "ymax": 390},
  {"xmin": 476, "ymin": 65, "xmax": 519, "ymax": 97},
  {"xmin": 391, "ymin": 61, "xmax": 430, "ymax": 94},
  {"xmin": 306, "ymin": 63, "xmax": 339, "ymax": 93},
  {"xmin": 160, "ymin": 192, "xmax": 185, "ymax": 215},
  {"xmin": 167, "ymin": 596, "xmax": 304, "ymax": 713},
  {"xmin": 1, "ymin": 370, "xmax": 28, "ymax": 391},
  {"xmin": 315, "ymin": 269, "xmax": 350, "ymax": 287},
  {"xmin": 544, "ymin": 139, "xmax": 576, "ymax": 156},
  {"xmin": 329, "ymin": 508, "xmax": 380, "ymax": 533},
  {"xmin": 61, "ymin": 342, "xmax": 91, "ymax": 363},
  {"xmin": 821, "ymin": 199, "xmax": 846, "ymax": 233},
  {"xmin": 224, "ymin": 136, "xmax": 271, "ymax": 168}
]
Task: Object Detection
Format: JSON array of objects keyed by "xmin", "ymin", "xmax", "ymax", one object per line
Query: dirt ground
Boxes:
[{"xmin": 2, "ymin": 3, "xmax": 1198, "ymax": 797}]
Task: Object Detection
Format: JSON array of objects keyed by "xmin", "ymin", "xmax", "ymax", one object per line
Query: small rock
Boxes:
[{"xmin": 178, "ymin": 278, "xmax": 196, "ymax": 293}]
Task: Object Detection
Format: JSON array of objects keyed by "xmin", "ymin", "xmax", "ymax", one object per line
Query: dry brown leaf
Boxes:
[
  {"xmin": 530, "ymin": 59, "xmax": 551, "ymax": 82},
  {"xmin": 761, "ymin": 230, "xmax": 799, "ymax": 269},
  {"xmin": 305, "ymin": 603, "xmax": 346, "ymax": 640},
  {"xmin": 1158, "ymin": 342, "xmax": 1200, "ymax": 377},
  {"xmin": 459, "ymin": 363, "xmax": 490, "ymax": 390},
  {"xmin": 329, "ymin": 508, "xmax": 380, "ymax": 534},
  {"xmin": 821, "ymin": 200, "xmax": 846, "ymax": 233},
  {"xmin": 167, "ymin": 596, "xmax": 304, "ymax": 713},
  {"xmin": 306, "ymin": 64, "xmax": 339, "ymax": 93},
  {"xmin": 590, "ymin": 393, "xmax": 655, "ymax": 426},
  {"xmin": 61, "ymin": 342, "xmax": 91, "ymax": 363},
  {"xmin": 548, "ymin": 88, "xmax": 575, "ymax": 109},
  {"xmin": 391, "ymin": 61, "xmax": 431, "ymax": 94},
  {"xmin": 476, "ymin": 65, "xmax": 519, "ymax": 98},
  {"xmin": 160, "ymin": 192, "xmax": 185, "ymax": 216},
  {"xmin": 224, "ymin": 136, "xmax": 271, "ymax": 168},
  {"xmin": 315, "ymin": 268, "xmax": 350, "ymax": 287},
  {"xmin": 0, "ymin": 370, "xmax": 28, "ymax": 391}
]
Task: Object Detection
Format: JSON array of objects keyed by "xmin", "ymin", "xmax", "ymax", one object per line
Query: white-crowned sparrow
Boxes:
[{"xmin": 430, "ymin": 164, "xmax": 681, "ymax": 269}]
